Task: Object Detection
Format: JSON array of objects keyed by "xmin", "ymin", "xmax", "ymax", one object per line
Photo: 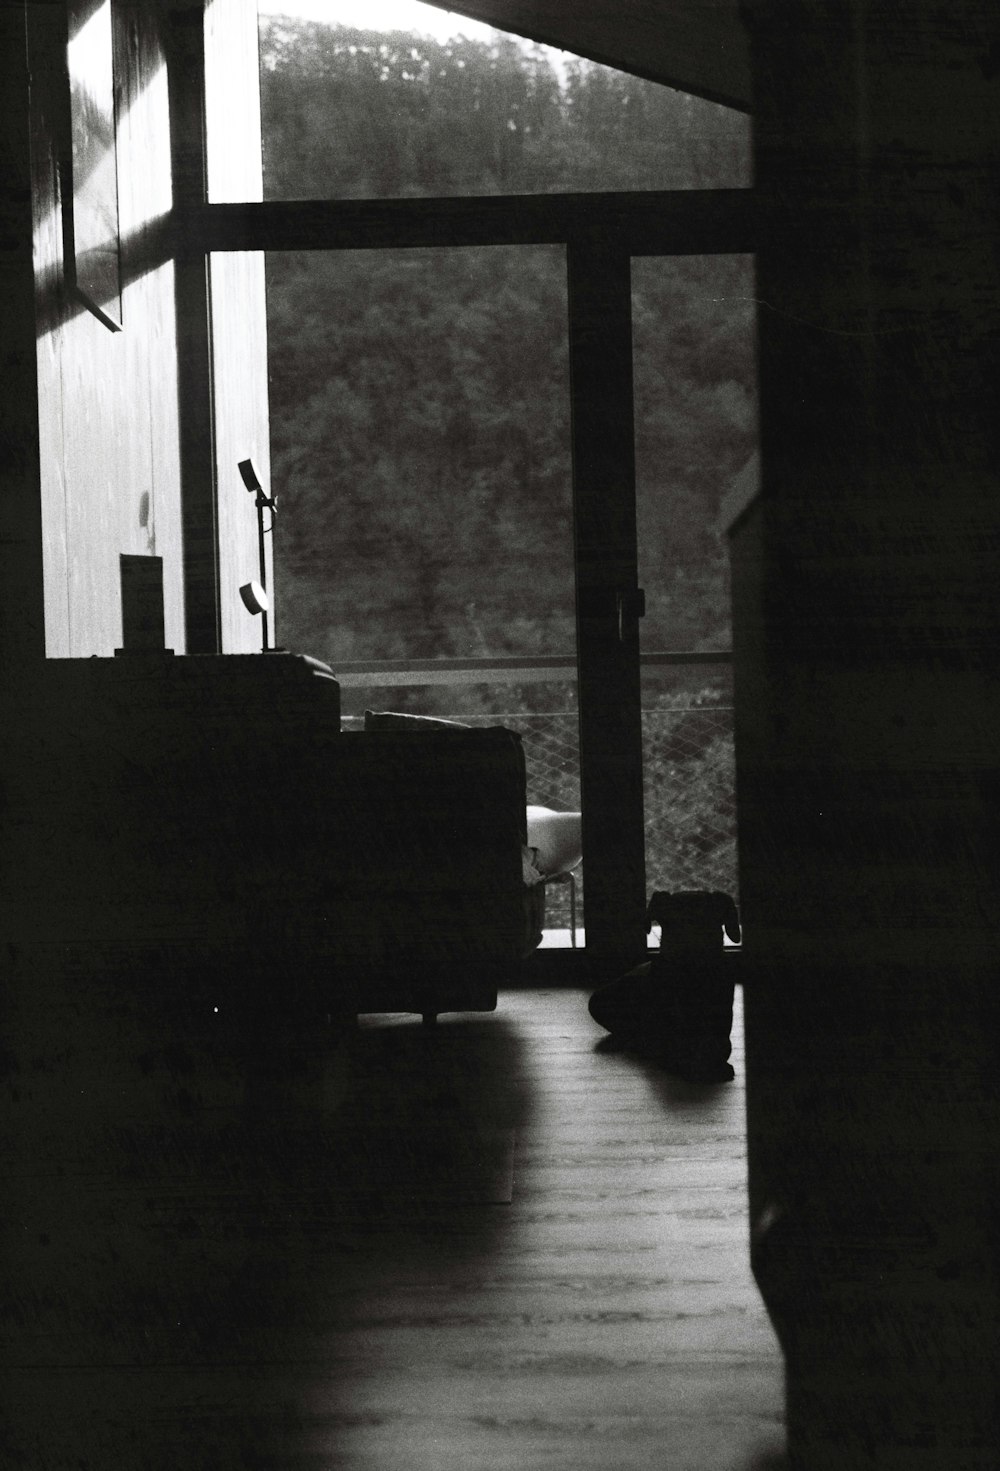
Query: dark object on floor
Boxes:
[{"xmin": 588, "ymin": 890, "xmax": 741, "ymax": 1082}]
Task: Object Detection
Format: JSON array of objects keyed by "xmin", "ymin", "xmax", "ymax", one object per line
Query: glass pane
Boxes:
[
  {"xmin": 266, "ymin": 244, "xmax": 583, "ymax": 943},
  {"xmin": 640, "ymin": 670, "xmax": 739, "ymax": 908},
  {"xmin": 633, "ymin": 255, "xmax": 757, "ymax": 916},
  {"xmin": 258, "ymin": 6, "xmax": 751, "ymax": 199}
]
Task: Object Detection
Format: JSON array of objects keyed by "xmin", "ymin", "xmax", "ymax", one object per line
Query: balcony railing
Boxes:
[
  {"xmin": 338, "ymin": 653, "xmax": 736, "ymax": 937},
  {"xmin": 332, "ymin": 650, "xmax": 733, "ymax": 687}
]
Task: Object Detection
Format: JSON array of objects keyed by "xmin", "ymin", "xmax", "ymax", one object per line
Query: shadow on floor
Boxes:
[
  {"xmin": 5, "ymin": 969, "xmax": 531, "ymax": 1471},
  {"xmin": 592, "ymin": 1031, "xmax": 737, "ymax": 1105}
]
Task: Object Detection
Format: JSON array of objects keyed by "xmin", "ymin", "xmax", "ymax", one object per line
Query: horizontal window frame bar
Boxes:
[
  {"xmin": 172, "ymin": 188, "xmax": 755, "ymax": 257},
  {"xmin": 331, "ymin": 651, "xmax": 731, "ymax": 688}
]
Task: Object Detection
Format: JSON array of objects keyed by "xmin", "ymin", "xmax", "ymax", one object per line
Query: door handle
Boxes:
[
  {"xmin": 578, "ymin": 587, "xmax": 645, "ymax": 641},
  {"xmin": 616, "ymin": 587, "xmax": 646, "ymax": 641}
]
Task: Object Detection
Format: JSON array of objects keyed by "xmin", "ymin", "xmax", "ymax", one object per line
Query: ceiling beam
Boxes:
[{"xmin": 419, "ymin": 0, "xmax": 751, "ymax": 111}]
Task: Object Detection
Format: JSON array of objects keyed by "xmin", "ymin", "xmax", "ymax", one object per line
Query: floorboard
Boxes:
[{"xmin": 5, "ymin": 983, "xmax": 786, "ymax": 1470}]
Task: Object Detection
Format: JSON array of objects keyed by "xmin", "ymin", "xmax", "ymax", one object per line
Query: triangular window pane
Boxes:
[{"xmin": 259, "ymin": 2, "xmax": 750, "ymax": 199}]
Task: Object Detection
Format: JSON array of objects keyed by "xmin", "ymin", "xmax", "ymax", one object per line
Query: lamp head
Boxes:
[
  {"xmin": 239, "ymin": 580, "xmax": 269, "ymax": 616},
  {"xmin": 238, "ymin": 458, "xmax": 262, "ymax": 494}
]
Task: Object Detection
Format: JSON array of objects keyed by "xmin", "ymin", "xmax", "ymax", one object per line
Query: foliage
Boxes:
[
  {"xmin": 266, "ymin": 243, "xmax": 574, "ymax": 694},
  {"xmin": 260, "ymin": 19, "xmax": 754, "ymax": 707},
  {"xmin": 259, "ymin": 20, "xmax": 749, "ymax": 199}
]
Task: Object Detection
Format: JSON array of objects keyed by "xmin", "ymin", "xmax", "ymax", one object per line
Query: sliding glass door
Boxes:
[
  {"xmin": 262, "ymin": 237, "xmax": 755, "ymax": 967},
  {"xmin": 633, "ymin": 254, "xmax": 756, "ymax": 923},
  {"xmin": 266, "ymin": 243, "xmax": 586, "ymax": 945}
]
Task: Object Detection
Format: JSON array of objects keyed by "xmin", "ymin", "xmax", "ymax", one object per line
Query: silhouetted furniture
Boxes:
[
  {"xmin": 7, "ymin": 653, "xmax": 534, "ymax": 1023},
  {"xmin": 363, "ymin": 715, "xmax": 581, "ymax": 951}
]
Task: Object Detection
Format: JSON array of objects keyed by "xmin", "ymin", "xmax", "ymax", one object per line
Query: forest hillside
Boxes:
[{"xmin": 258, "ymin": 19, "xmax": 755, "ymax": 717}]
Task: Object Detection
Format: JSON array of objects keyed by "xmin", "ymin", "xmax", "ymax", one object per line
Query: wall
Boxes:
[
  {"xmin": 732, "ymin": 3, "xmax": 1000, "ymax": 1466},
  {"xmin": 0, "ymin": 4, "xmax": 47, "ymax": 675},
  {"xmin": 31, "ymin": 1, "xmax": 185, "ymax": 657},
  {"xmin": 19, "ymin": 0, "xmax": 269, "ymax": 662}
]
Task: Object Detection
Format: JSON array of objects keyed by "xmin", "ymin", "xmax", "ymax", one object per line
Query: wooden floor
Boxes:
[{"xmin": 6, "ymin": 983, "xmax": 786, "ymax": 1470}]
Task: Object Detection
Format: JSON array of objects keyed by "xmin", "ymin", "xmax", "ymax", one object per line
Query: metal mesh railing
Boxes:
[{"xmin": 641, "ymin": 705, "xmax": 737, "ymax": 899}]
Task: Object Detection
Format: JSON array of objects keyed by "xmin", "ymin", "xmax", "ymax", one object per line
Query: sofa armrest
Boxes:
[{"xmin": 276, "ymin": 727, "xmax": 530, "ymax": 971}]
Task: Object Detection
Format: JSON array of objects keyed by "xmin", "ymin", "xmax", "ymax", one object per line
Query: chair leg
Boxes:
[{"xmin": 569, "ymin": 872, "xmax": 577, "ymax": 949}]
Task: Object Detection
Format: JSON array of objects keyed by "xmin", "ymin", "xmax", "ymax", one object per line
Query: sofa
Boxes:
[{"xmin": 5, "ymin": 652, "xmax": 539, "ymax": 1023}]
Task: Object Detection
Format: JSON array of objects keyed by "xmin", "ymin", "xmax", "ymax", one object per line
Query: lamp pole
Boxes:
[{"xmin": 238, "ymin": 459, "xmax": 277, "ymax": 651}]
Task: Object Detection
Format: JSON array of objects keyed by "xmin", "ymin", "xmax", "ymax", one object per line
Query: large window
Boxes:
[{"xmin": 254, "ymin": 3, "xmax": 755, "ymax": 952}]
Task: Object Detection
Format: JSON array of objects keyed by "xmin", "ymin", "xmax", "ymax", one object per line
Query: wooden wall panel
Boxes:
[
  {"xmin": 29, "ymin": 12, "xmax": 71, "ymax": 660},
  {"xmin": 30, "ymin": 1, "xmax": 184, "ymax": 658},
  {"xmin": 1, "ymin": 5, "xmax": 47, "ymax": 678},
  {"xmin": 116, "ymin": 9, "xmax": 185, "ymax": 650},
  {"xmin": 204, "ymin": 0, "xmax": 272, "ymax": 654}
]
